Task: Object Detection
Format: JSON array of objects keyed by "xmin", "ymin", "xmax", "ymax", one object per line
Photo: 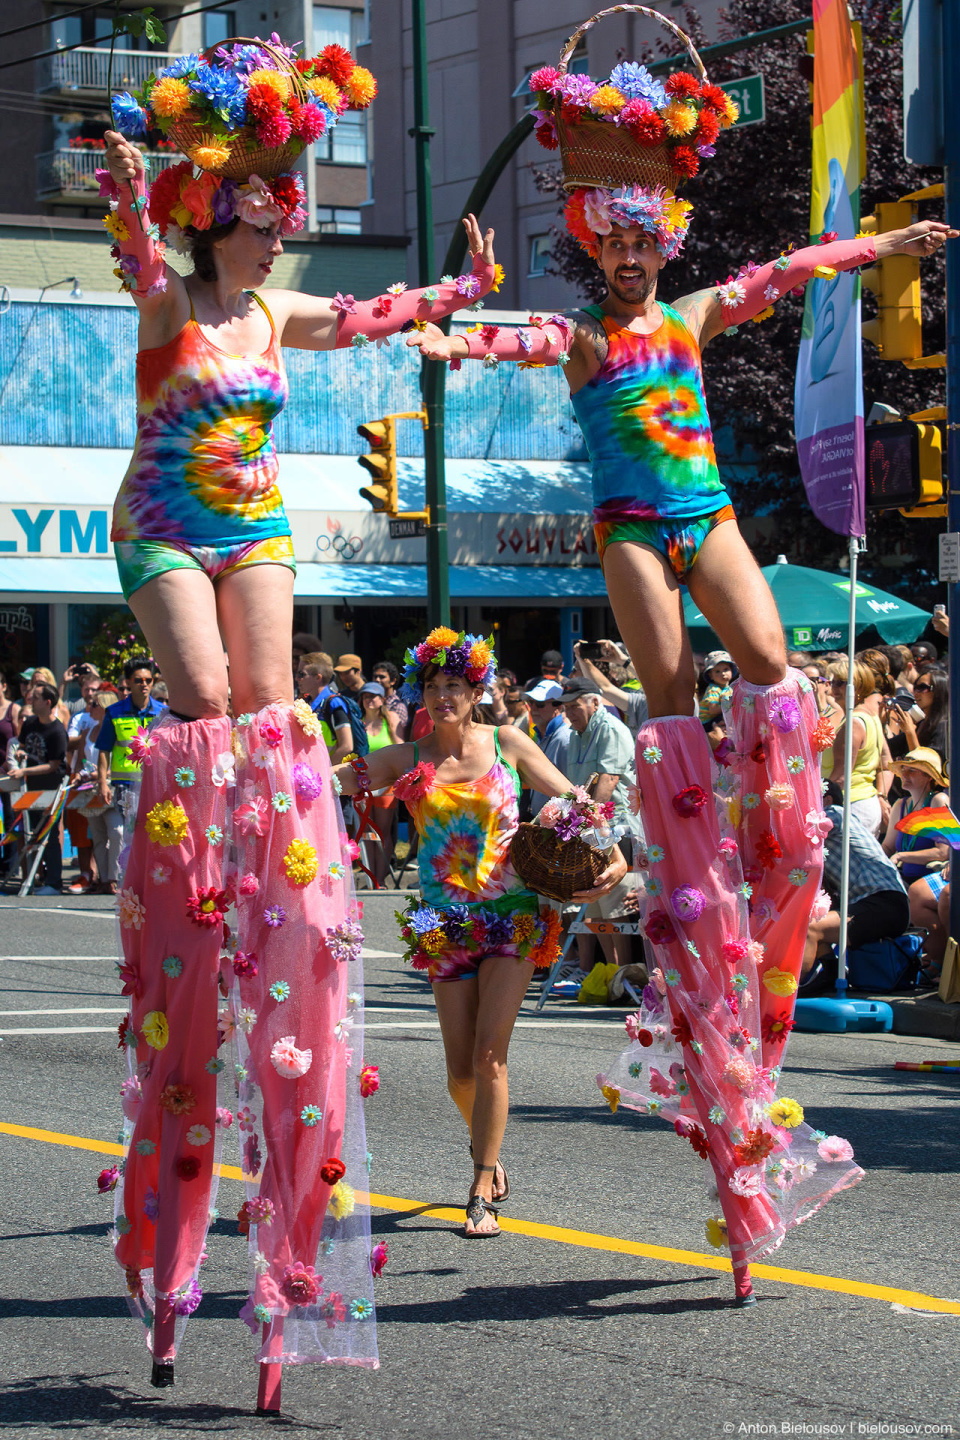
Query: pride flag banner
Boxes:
[
  {"xmin": 895, "ymin": 805, "xmax": 960, "ymax": 849},
  {"xmin": 793, "ymin": 0, "xmax": 865, "ymax": 537}
]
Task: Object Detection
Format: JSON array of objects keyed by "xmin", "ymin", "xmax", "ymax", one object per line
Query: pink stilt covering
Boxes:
[
  {"xmin": 230, "ymin": 703, "xmax": 377, "ymax": 1367},
  {"xmin": 112, "ymin": 714, "xmax": 233, "ymax": 1356},
  {"xmin": 599, "ymin": 712, "xmax": 863, "ymax": 1269}
]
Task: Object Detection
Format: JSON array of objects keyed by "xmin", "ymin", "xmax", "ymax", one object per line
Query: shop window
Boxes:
[{"xmin": 528, "ymin": 234, "xmax": 552, "ymax": 277}]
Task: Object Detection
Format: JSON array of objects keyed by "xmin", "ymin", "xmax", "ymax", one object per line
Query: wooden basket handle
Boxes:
[
  {"xmin": 200, "ymin": 36, "xmax": 311, "ymax": 104},
  {"xmin": 557, "ymin": 5, "xmax": 707, "ymax": 83}
]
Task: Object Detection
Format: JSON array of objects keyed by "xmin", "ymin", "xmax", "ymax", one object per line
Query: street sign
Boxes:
[
  {"xmin": 726, "ymin": 73, "xmax": 765, "ymax": 127},
  {"xmin": 389, "ymin": 517, "xmax": 427, "ymax": 539},
  {"xmin": 939, "ymin": 531, "xmax": 960, "ymax": 584}
]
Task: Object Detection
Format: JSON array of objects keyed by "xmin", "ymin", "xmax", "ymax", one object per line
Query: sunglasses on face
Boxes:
[{"xmin": 914, "ymin": 683, "xmax": 933, "ymax": 693}]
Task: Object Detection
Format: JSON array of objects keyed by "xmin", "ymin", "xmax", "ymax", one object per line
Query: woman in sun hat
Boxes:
[{"xmin": 882, "ymin": 747, "xmax": 951, "ymax": 977}]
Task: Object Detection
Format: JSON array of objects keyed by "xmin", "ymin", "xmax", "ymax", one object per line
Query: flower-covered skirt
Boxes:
[{"xmin": 397, "ymin": 890, "xmax": 562, "ymax": 982}]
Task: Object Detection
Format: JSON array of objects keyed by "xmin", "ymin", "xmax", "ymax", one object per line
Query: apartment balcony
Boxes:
[
  {"xmin": 37, "ymin": 146, "xmax": 185, "ymax": 203},
  {"xmin": 37, "ymin": 46, "xmax": 185, "ymax": 97}
]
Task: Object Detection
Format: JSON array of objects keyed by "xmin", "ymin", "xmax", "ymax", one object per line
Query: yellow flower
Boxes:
[
  {"xmin": 421, "ymin": 927, "xmax": 447, "ymax": 956},
  {"xmin": 468, "ymin": 640, "xmax": 492, "ymax": 672},
  {"xmin": 751, "ymin": 305, "xmax": 775, "ymax": 323},
  {"xmin": 813, "ymin": 264, "xmax": 838, "ymax": 280},
  {"xmin": 589, "ymin": 84, "xmax": 626, "ymax": 115},
  {"xmin": 283, "ymin": 838, "xmax": 319, "ymax": 886},
  {"xmin": 601, "ymin": 1084, "xmax": 620, "ymax": 1114},
  {"xmin": 666, "ymin": 195, "xmax": 693, "ymax": 230},
  {"xmin": 309, "ymin": 76, "xmax": 343, "ymax": 111},
  {"xmin": 491, "ymin": 263, "xmax": 506, "ymax": 293},
  {"xmin": 344, "ymin": 64, "xmax": 377, "ymax": 108},
  {"xmin": 727, "ymin": 796, "xmax": 742, "ymax": 829},
  {"xmin": 145, "ymin": 799, "xmax": 189, "ymax": 847},
  {"xmin": 150, "ymin": 75, "xmax": 192, "ymax": 119},
  {"xmin": 170, "ymin": 199, "xmax": 193, "ymax": 229},
  {"xmin": 328, "ymin": 1180, "xmax": 355, "ymax": 1219},
  {"xmin": 188, "ymin": 135, "xmax": 232, "ymax": 171},
  {"xmin": 142, "ymin": 1010, "xmax": 169, "ymax": 1050},
  {"xmin": 425, "ymin": 625, "xmax": 459, "ymax": 650},
  {"xmin": 767, "ymin": 1097, "xmax": 804, "ymax": 1128},
  {"xmin": 248, "ymin": 67, "xmax": 291, "ymax": 99},
  {"xmin": 761, "ymin": 966, "xmax": 798, "ymax": 998},
  {"xmin": 705, "ymin": 1216, "xmax": 728, "ymax": 1250},
  {"xmin": 512, "ymin": 913, "xmax": 537, "ymax": 945},
  {"xmin": 292, "ymin": 697, "xmax": 322, "ymax": 738},
  {"xmin": 720, "ymin": 96, "xmax": 740, "ymax": 128},
  {"xmin": 103, "ymin": 212, "xmax": 129, "ymax": 242},
  {"xmin": 518, "ymin": 361, "xmax": 545, "ymax": 370},
  {"xmin": 662, "ymin": 101, "xmax": 698, "ymax": 137}
]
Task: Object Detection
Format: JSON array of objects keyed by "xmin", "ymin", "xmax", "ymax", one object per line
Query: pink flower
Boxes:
[
  {"xmin": 644, "ymin": 910, "xmax": 677, "ymax": 946},
  {"xmin": 270, "ymin": 1035, "xmax": 313, "ymax": 1078},
  {"xmin": 764, "ymin": 783, "xmax": 794, "ymax": 810},
  {"xmin": 127, "ymin": 727, "xmax": 154, "ymax": 765},
  {"xmin": 538, "ymin": 799, "xmax": 561, "ymax": 829},
  {"xmin": 216, "ymin": 1106, "xmax": 234, "ymax": 1128},
  {"xmin": 717, "ymin": 837, "xmax": 738, "ymax": 858},
  {"xmin": 292, "ymin": 762, "xmax": 324, "ymax": 800},
  {"xmin": 817, "ymin": 1135, "xmax": 855, "ymax": 1163},
  {"xmin": 239, "ymin": 872, "xmax": 259, "ymax": 896},
  {"xmin": 804, "ymin": 810, "xmax": 833, "ymax": 845},
  {"xmin": 233, "ymin": 950, "xmax": 259, "ymax": 978},
  {"xmin": 672, "ymin": 784, "xmax": 709, "ymax": 818},
  {"xmin": 260, "ymin": 720, "xmax": 284, "ymax": 748},
  {"xmin": 529, "ymin": 65, "xmax": 562, "ymax": 94},
  {"xmin": 728, "ymin": 1165, "xmax": 764, "ymax": 1197},
  {"xmin": 811, "ymin": 889, "xmax": 833, "ymax": 922},
  {"xmin": 722, "ymin": 939, "xmax": 749, "ymax": 963},
  {"xmin": 120, "ymin": 1076, "xmax": 142, "ymax": 1121},
  {"xmin": 343, "ymin": 837, "xmax": 360, "ymax": 861},
  {"xmin": 723, "ymin": 1056, "xmax": 753, "ymax": 1091},
  {"xmin": 280, "ymin": 1261, "xmax": 321, "ymax": 1307},
  {"xmin": 331, "ymin": 291, "xmax": 357, "ymax": 314},
  {"xmin": 746, "ymin": 940, "xmax": 766, "ymax": 965},
  {"xmin": 670, "ymin": 885, "xmax": 705, "ymax": 923},
  {"xmin": 455, "ymin": 274, "xmax": 481, "ymax": 298},
  {"xmin": 370, "ymin": 1241, "xmax": 388, "ymax": 1278},
  {"xmin": 649, "ymin": 1068, "xmax": 675, "ymax": 1097},
  {"xmin": 360, "ymin": 1063, "xmax": 380, "ymax": 1097},
  {"xmin": 769, "ymin": 696, "xmax": 801, "ymax": 733},
  {"xmin": 625, "ymin": 1013, "xmax": 642, "ymax": 1041},
  {"xmin": 651, "ymin": 967, "xmax": 667, "ymax": 995},
  {"xmin": 97, "ymin": 1165, "xmax": 120, "ymax": 1193},
  {"xmin": 393, "ymin": 761, "xmax": 436, "ymax": 804},
  {"xmin": 234, "ymin": 797, "xmax": 268, "ymax": 836},
  {"xmin": 236, "ymin": 174, "xmax": 284, "ymax": 226}
]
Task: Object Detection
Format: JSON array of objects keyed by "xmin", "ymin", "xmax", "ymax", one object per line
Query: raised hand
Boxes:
[
  {"xmin": 462, "ymin": 212, "xmax": 495, "ymax": 268},
  {"xmin": 103, "ymin": 129, "xmax": 144, "ymax": 186},
  {"xmin": 878, "ymin": 219, "xmax": 958, "ymax": 259}
]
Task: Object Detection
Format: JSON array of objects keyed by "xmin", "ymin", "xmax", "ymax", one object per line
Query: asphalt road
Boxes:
[{"xmin": 1, "ymin": 891, "xmax": 959, "ymax": 1440}]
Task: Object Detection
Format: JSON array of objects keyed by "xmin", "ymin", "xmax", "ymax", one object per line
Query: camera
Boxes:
[{"xmin": 578, "ymin": 642, "xmax": 603, "ymax": 661}]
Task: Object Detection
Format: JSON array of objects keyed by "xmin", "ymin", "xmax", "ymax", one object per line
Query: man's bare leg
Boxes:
[
  {"xmin": 600, "ymin": 541, "xmax": 697, "ymax": 716},
  {"xmin": 683, "ymin": 519, "xmax": 786, "ymax": 685}
]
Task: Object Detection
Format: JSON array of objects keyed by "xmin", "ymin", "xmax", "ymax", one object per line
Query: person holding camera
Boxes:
[
  {"xmin": 574, "ymin": 639, "xmax": 648, "ymax": 738},
  {"xmin": 6, "ymin": 682, "xmax": 68, "ymax": 894},
  {"xmin": 61, "ymin": 662, "xmax": 101, "ymax": 717}
]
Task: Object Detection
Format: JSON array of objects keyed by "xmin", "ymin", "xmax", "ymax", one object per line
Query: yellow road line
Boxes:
[{"xmin": 3, "ymin": 1120, "xmax": 959, "ymax": 1316}]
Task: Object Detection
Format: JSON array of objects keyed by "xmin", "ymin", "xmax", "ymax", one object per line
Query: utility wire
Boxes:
[
  {"xmin": 0, "ymin": 0, "xmax": 242, "ymax": 73},
  {"xmin": 0, "ymin": 1, "xmax": 106, "ymax": 42}
]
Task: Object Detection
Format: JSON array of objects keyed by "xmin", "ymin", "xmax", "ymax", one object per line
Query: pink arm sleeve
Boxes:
[
  {"xmin": 333, "ymin": 253, "xmax": 497, "ymax": 349},
  {"xmin": 458, "ymin": 314, "xmax": 575, "ymax": 369},
  {"xmin": 717, "ymin": 235, "xmax": 877, "ymax": 327},
  {"xmin": 100, "ymin": 166, "xmax": 168, "ymax": 298}
]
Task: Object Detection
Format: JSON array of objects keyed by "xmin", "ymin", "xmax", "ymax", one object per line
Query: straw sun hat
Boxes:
[{"xmin": 889, "ymin": 747, "xmax": 947, "ymax": 787}]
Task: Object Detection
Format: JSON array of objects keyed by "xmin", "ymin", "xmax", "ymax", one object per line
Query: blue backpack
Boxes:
[
  {"xmin": 320, "ymin": 693, "xmax": 369, "ymax": 757},
  {"xmin": 846, "ymin": 932, "xmax": 924, "ymax": 992}
]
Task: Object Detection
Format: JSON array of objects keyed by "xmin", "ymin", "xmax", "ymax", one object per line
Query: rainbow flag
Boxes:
[
  {"xmin": 895, "ymin": 805, "xmax": 960, "ymax": 849},
  {"xmin": 793, "ymin": 0, "xmax": 865, "ymax": 537}
]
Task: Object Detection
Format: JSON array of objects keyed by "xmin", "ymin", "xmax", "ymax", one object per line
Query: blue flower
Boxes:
[
  {"xmin": 350, "ymin": 1297, "xmax": 374, "ymax": 1319},
  {"xmin": 485, "ymin": 913, "xmax": 514, "ymax": 949},
  {"xmin": 162, "ymin": 53, "xmax": 200, "ymax": 78},
  {"xmin": 269, "ymin": 981, "xmax": 291, "ymax": 1002},
  {"xmin": 301, "ymin": 1104, "xmax": 322, "ymax": 1126},
  {"xmin": 409, "ymin": 905, "xmax": 444, "ymax": 935},
  {"xmin": 205, "ymin": 1056, "xmax": 225, "ymax": 1075},
  {"xmin": 189, "ymin": 64, "xmax": 247, "ymax": 126},
  {"xmin": 111, "ymin": 93, "xmax": 148, "ymax": 138},
  {"xmin": 443, "ymin": 903, "xmax": 473, "ymax": 944},
  {"xmin": 162, "ymin": 955, "xmax": 182, "ymax": 978},
  {"xmin": 608, "ymin": 61, "xmax": 667, "ymax": 107}
]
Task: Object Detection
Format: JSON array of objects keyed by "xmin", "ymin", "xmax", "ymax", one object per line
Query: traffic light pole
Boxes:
[{"xmin": 943, "ymin": 1, "xmax": 960, "ymax": 949}]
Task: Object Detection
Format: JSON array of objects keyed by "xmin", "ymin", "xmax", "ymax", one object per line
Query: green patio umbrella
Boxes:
[{"xmin": 682, "ymin": 555, "xmax": 931, "ymax": 653}]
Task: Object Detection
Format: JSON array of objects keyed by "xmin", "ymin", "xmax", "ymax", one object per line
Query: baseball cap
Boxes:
[
  {"xmin": 525, "ymin": 680, "xmax": 564, "ymax": 703},
  {"xmin": 540, "ymin": 649, "xmax": 564, "ymax": 670},
  {"xmin": 703, "ymin": 650, "xmax": 733, "ymax": 671},
  {"xmin": 19, "ymin": 667, "xmax": 35, "ymax": 681},
  {"xmin": 334, "ymin": 653, "xmax": 363, "ymax": 671},
  {"xmin": 359, "ymin": 681, "xmax": 385, "ymax": 697},
  {"xmin": 559, "ymin": 676, "xmax": 602, "ymax": 700}
]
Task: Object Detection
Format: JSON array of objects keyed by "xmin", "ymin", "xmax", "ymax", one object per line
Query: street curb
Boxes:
[{"xmin": 860, "ymin": 990, "xmax": 960, "ymax": 1042}]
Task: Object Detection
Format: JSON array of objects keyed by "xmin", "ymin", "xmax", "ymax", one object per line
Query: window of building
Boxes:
[
  {"xmin": 528, "ymin": 234, "xmax": 552, "ymax": 276},
  {"xmin": 317, "ymin": 110, "xmax": 367, "ymax": 165},
  {"xmin": 313, "ymin": 7, "xmax": 370, "ymax": 164},
  {"xmin": 203, "ymin": 10, "xmax": 237, "ymax": 49},
  {"xmin": 316, "ymin": 206, "xmax": 362, "ymax": 234},
  {"xmin": 314, "ymin": 5, "xmax": 366, "ymax": 52}
]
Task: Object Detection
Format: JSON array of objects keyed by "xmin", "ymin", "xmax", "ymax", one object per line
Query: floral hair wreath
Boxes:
[
  {"xmin": 400, "ymin": 627, "xmax": 497, "ymax": 706},
  {"xmin": 565, "ymin": 184, "xmax": 694, "ymax": 262}
]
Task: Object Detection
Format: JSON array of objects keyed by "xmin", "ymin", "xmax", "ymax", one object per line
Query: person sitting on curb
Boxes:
[{"xmin": 881, "ymin": 748, "xmax": 951, "ymax": 981}]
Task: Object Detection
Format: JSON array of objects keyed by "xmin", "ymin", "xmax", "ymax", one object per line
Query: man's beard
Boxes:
[{"xmin": 607, "ymin": 268, "xmax": 657, "ymax": 306}]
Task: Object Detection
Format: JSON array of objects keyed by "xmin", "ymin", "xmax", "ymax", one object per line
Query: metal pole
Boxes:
[
  {"xmin": 943, "ymin": 0, "xmax": 960, "ymax": 951},
  {"xmin": 836, "ymin": 535, "xmax": 860, "ymax": 994}
]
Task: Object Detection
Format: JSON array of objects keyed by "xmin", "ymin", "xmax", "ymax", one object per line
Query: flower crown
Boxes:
[
  {"xmin": 111, "ymin": 34, "xmax": 376, "ymax": 169},
  {"xmin": 401, "ymin": 628, "xmax": 497, "ymax": 705},
  {"xmin": 530, "ymin": 62, "xmax": 737, "ymax": 184},
  {"xmin": 564, "ymin": 184, "xmax": 694, "ymax": 262},
  {"xmin": 150, "ymin": 164, "xmax": 306, "ymax": 238}
]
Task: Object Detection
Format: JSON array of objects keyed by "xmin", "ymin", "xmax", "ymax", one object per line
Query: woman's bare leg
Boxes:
[
  {"xmin": 215, "ymin": 564, "xmax": 295, "ymax": 714},
  {"xmin": 128, "ymin": 571, "xmax": 229, "ymax": 717},
  {"xmin": 432, "ymin": 976, "xmax": 480, "ymax": 1129},
  {"xmin": 601, "ymin": 541, "xmax": 697, "ymax": 717},
  {"xmin": 466, "ymin": 956, "xmax": 534, "ymax": 1234}
]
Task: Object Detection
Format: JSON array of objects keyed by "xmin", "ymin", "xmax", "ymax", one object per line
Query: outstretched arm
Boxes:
[
  {"xmin": 275, "ymin": 215, "xmax": 497, "ymax": 350},
  {"xmin": 102, "ymin": 131, "xmax": 173, "ymax": 305},
  {"xmin": 677, "ymin": 221, "xmax": 958, "ymax": 348},
  {"xmin": 407, "ymin": 310, "xmax": 577, "ymax": 370}
]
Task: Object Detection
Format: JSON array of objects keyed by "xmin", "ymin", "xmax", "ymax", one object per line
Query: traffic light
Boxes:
[
  {"xmin": 357, "ymin": 417, "xmax": 398, "ymax": 515},
  {"xmin": 860, "ymin": 200, "xmax": 922, "ymax": 362},
  {"xmin": 864, "ymin": 410, "xmax": 944, "ymax": 517}
]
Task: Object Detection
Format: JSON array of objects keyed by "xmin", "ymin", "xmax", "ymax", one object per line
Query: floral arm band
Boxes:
[
  {"xmin": 459, "ymin": 314, "xmax": 575, "ymax": 370},
  {"xmin": 716, "ymin": 235, "xmax": 877, "ymax": 328},
  {"xmin": 333, "ymin": 252, "xmax": 498, "ymax": 349},
  {"xmin": 100, "ymin": 166, "xmax": 168, "ymax": 298},
  {"xmin": 348, "ymin": 755, "xmax": 371, "ymax": 794}
]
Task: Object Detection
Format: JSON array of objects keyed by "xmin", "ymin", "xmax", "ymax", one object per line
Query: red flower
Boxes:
[
  {"xmin": 733, "ymin": 1126, "xmax": 776, "ymax": 1166},
  {"xmin": 318, "ymin": 42, "xmax": 355, "ymax": 87},
  {"xmin": 694, "ymin": 108, "xmax": 720, "ymax": 145},
  {"xmin": 281, "ymin": 1261, "xmax": 321, "ymax": 1307},
  {"xmin": 636, "ymin": 1028, "xmax": 653, "ymax": 1048},
  {"xmin": 670, "ymin": 1013, "xmax": 693, "ymax": 1047},
  {"xmin": 187, "ymin": 887, "xmax": 229, "ymax": 928},
  {"xmin": 665, "ymin": 71, "xmax": 701, "ymax": 100},
  {"xmin": 672, "ymin": 784, "xmax": 708, "ymax": 818},
  {"xmin": 670, "ymin": 145, "xmax": 699, "ymax": 179},
  {"xmin": 148, "ymin": 160, "xmax": 192, "ymax": 234},
  {"xmin": 246, "ymin": 81, "xmax": 283, "ymax": 123},
  {"xmin": 176, "ymin": 1156, "xmax": 201, "ymax": 1181},
  {"xmin": 320, "ymin": 1157, "xmax": 347, "ymax": 1185},
  {"xmin": 644, "ymin": 909, "xmax": 677, "ymax": 945},
  {"xmin": 675, "ymin": 1121, "xmax": 710, "ymax": 1159},
  {"xmin": 751, "ymin": 741, "xmax": 768, "ymax": 764},
  {"xmin": 623, "ymin": 105, "xmax": 665, "ymax": 145},
  {"xmin": 811, "ymin": 718, "xmax": 835, "ymax": 753},
  {"xmin": 159, "ymin": 1083, "xmax": 196, "ymax": 1115},
  {"xmin": 699, "ymin": 82, "xmax": 730, "ymax": 113},
  {"xmin": 117, "ymin": 1015, "xmax": 134, "ymax": 1050},
  {"xmin": 118, "ymin": 960, "xmax": 140, "ymax": 998},
  {"xmin": 756, "ymin": 829, "xmax": 783, "ymax": 871},
  {"xmin": 233, "ymin": 950, "xmax": 259, "ymax": 979},
  {"xmin": 360, "ymin": 1063, "xmax": 380, "ymax": 1097},
  {"xmin": 820, "ymin": 230, "xmax": 838, "ymax": 244},
  {"xmin": 762, "ymin": 1011, "xmax": 796, "ymax": 1045},
  {"xmin": 269, "ymin": 173, "xmax": 301, "ymax": 215},
  {"xmin": 97, "ymin": 1166, "xmax": 120, "ymax": 1193}
]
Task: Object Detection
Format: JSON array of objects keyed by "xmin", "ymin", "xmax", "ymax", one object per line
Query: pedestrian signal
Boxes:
[
  {"xmin": 865, "ymin": 417, "xmax": 944, "ymax": 517},
  {"xmin": 860, "ymin": 201, "xmax": 922, "ymax": 362},
  {"xmin": 357, "ymin": 417, "xmax": 398, "ymax": 514}
]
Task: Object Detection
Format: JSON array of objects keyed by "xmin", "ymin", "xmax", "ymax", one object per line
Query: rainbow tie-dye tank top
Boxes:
[
  {"xmin": 111, "ymin": 294, "xmax": 291, "ymax": 547},
  {"xmin": 571, "ymin": 302, "xmax": 730, "ymax": 524}
]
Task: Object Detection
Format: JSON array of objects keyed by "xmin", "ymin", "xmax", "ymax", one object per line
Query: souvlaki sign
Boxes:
[{"xmin": 288, "ymin": 512, "xmax": 600, "ymax": 566}]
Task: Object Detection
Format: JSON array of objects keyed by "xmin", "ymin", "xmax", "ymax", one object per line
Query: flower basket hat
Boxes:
[
  {"xmin": 530, "ymin": 6, "xmax": 739, "ymax": 261},
  {"xmin": 400, "ymin": 627, "xmax": 497, "ymax": 706}
]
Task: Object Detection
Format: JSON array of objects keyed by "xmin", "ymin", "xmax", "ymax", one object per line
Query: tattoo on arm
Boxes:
[
  {"xmin": 673, "ymin": 288, "xmax": 721, "ymax": 348},
  {"xmin": 571, "ymin": 309, "xmax": 608, "ymax": 366}
]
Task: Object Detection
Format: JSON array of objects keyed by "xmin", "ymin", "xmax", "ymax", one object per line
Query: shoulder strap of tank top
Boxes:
[
  {"xmin": 493, "ymin": 726, "xmax": 502, "ymax": 762},
  {"xmin": 412, "ymin": 742, "xmax": 419, "ymax": 766},
  {"xmin": 249, "ymin": 290, "xmax": 277, "ymax": 335},
  {"xmin": 188, "ymin": 292, "xmax": 196, "ymax": 322}
]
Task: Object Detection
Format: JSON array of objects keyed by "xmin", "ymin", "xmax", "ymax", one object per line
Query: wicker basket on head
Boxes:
[
  {"xmin": 166, "ymin": 37, "xmax": 310, "ymax": 180},
  {"xmin": 553, "ymin": 5, "xmax": 708, "ymax": 193},
  {"xmin": 511, "ymin": 789, "xmax": 611, "ymax": 902}
]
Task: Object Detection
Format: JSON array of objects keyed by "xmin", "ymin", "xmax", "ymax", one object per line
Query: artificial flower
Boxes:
[
  {"xmin": 755, "ymin": 829, "xmax": 783, "ymax": 871},
  {"xmin": 283, "ymin": 837, "xmax": 319, "ymax": 885},
  {"xmin": 205, "ymin": 1056, "xmax": 224, "ymax": 1075},
  {"xmin": 186, "ymin": 1124, "xmax": 211, "ymax": 1147},
  {"xmin": 728, "ymin": 1165, "xmax": 764, "ymax": 1197},
  {"xmin": 359, "ymin": 1063, "xmax": 380, "ymax": 1097},
  {"xmin": 142, "ymin": 1010, "xmax": 169, "ymax": 1050},
  {"xmin": 328, "ymin": 1181, "xmax": 355, "ymax": 1219},
  {"xmin": 670, "ymin": 885, "xmax": 705, "ymax": 922},
  {"xmin": 270, "ymin": 1035, "xmax": 312, "ymax": 1078},
  {"xmin": 292, "ymin": 762, "xmax": 324, "ymax": 801},
  {"xmin": 162, "ymin": 954, "xmax": 182, "ymax": 978},
  {"xmin": 175, "ymin": 1156, "xmax": 201, "ymax": 1181},
  {"xmin": 788, "ymin": 867, "xmax": 810, "ymax": 887},
  {"xmin": 292, "ymin": 697, "xmax": 323, "ymax": 737},
  {"xmin": 672, "ymin": 784, "xmax": 708, "ymax": 817},
  {"xmin": 370, "ymin": 1242, "xmax": 388, "ymax": 1278},
  {"xmin": 321, "ymin": 1157, "xmax": 347, "ymax": 1185},
  {"xmin": 97, "ymin": 1166, "xmax": 120, "ymax": 1194},
  {"xmin": 269, "ymin": 981, "xmax": 291, "ymax": 1002},
  {"xmin": 271, "ymin": 791, "xmax": 293, "ymax": 814},
  {"xmin": 765, "ymin": 783, "xmax": 795, "ymax": 810},
  {"xmin": 767, "ymin": 1097, "xmax": 804, "ymax": 1128},
  {"xmin": 733, "ymin": 1127, "xmax": 777, "ymax": 1166},
  {"xmin": 150, "ymin": 862, "xmax": 172, "ymax": 886},
  {"xmin": 237, "ymin": 1008, "xmax": 258, "ymax": 1034},
  {"xmin": 264, "ymin": 903, "xmax": 287, "ymax": 928},
  {"xmin": 240, "ymin": 872, "xmax": 260, "ymax": 896},
  {"xmin": 115, "ymin": 888, "xmax": 146, "ymax": 930},
  {"xmin": 174, "ymin": 766, "xmax": 195, "ymax": 788},
  {"xmin": 301, "ymin": 1104, "xmax": 322, "ymax": 1127},
  {"xmin": 643, "ymin": 909, "xmax": 676, "ymax": 945},
  {"xmin": 705, "ymin": 1216, "xmax": 728, "ymax": 1250},
  {"xmin": 145, "ymin": 799, "xmax": 189, "ymax": 847},
  {"xmin": 188, "ymin": 135, "xmax": 233, "ymax": 171},
  {"xmin": 350, "ymin": 1297, "xmax": 374, "ymax": 1319},
  {"xmin": 601, "ymin": 1084, "xmax": 620, "ymax": 1114},
  {"xmin": 328, "ymin": 861, "xmax": 346, "ymax": 880},
  {"xmin": 723, "ymin": 1056, "xmax": 753, "ymax": 1091},
  {"xmin": 205, "ymin": 824, "xmax": 224, "ymax": 845},
  {"xmin": 817, "ymin": 1135, "xmax": 855, "ymax": 1163},
  {"xmin": 281, "ymin": 1261, "xmax": 321, "ymax": 1307},
  {"xmin": 135, "ymin": 1138, "xmax": 155, "ymax": 1156},
  {"xmin": 187, "ymin": 887, "xmax": 229, "ymax": 928},
  {"xmin": 160, "ymin": 1083, "xmax": 196, "ymax": 1115}
]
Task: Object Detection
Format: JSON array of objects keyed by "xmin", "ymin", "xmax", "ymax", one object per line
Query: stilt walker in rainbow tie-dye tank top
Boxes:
[
  {"xmin": 408, "ymin": 21, "xmax": 955, "ymax": 1304},
  {"xmin": 98, "ymin": 34, "xmax": 504, "ymax": 1410}
]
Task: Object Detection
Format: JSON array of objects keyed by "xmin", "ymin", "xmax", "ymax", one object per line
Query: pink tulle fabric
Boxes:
[
  {"xmin": 463, "ymin": 316, "xmax": 574, "ymax": 365},
  {"xmin": 334, "ymin": 252, "xmax": 497, "ymax": 347},
  {"xmin": 720, "ymin": 236, "xmax": 875, "ymax": 328},
  {"xmin": 230, "ymin": 706, "xmax": 377, "ymax": 1366},
  {"xmin": 113, "ymin": 170, "xmax": 168, "ymax": 297},
  {"xmin": 112, "ymin": 714, "xmax": 231, "ymax": 1355},
  {"xmin": 599, "ymin": 710, "xmax": 863, "ymax": 1266}
]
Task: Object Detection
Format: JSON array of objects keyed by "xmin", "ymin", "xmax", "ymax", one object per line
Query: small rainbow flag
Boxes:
[{"xmin": 895, "ymin": 805, "xmax": 960, "ymax": 849}]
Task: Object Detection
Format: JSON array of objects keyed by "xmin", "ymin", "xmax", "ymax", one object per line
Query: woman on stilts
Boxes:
[{"xmin": 99, "ymin": 35, "xmax": 498, "ymax": 1405}]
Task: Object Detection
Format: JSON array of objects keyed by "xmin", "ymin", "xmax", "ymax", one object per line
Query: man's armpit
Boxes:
[{"xmin": 673, "ymin": 288, "xmax": 719, "ymax": 344}]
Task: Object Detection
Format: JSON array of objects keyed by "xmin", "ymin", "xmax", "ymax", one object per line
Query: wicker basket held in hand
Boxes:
[
  {"xmin": 511, "ymin": 776, "xmax": 609, "ymax": 902},
  {"xmin": 167, "ymin": 38, "xmax": 310, "ymax": 180},
  {"xmin": 554, "ymin": 5, "xmax": 708, "ymax": 192}
]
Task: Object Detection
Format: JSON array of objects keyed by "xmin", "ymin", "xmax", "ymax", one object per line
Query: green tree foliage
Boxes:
[
  {"xmin": 83, "ymin": 611, "xmax": 151, "ymax": 682},
  {"xmin": 534, "ymin": 0, "xmax": 945, "ymax": 601}
]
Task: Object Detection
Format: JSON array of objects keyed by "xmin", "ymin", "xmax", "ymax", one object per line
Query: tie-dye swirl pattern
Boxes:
[
  {"xmin": 409, "ymin": 751, "xmax": 525, "ymax": 908},
  {"xmin": 571, "ymin": 302, "xmax": 730, "ymax": 524},
  {"xmin": 111, "ymin": 307, "xmax": 291, "ymax": 547}
]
